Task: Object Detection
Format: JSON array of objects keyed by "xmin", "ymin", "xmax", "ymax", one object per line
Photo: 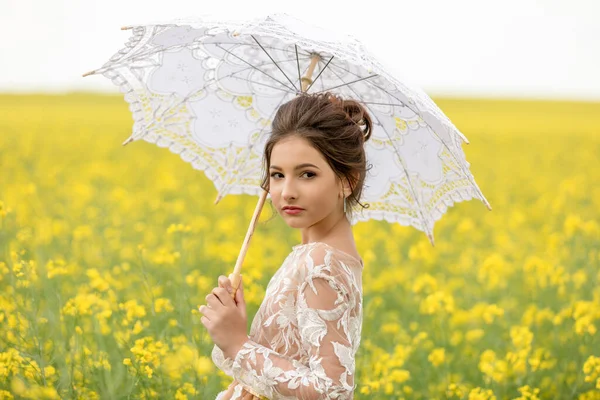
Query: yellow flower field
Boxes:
[{"xmin": 0, "ymin": 93, "xmax": 599, "ymax": 399}]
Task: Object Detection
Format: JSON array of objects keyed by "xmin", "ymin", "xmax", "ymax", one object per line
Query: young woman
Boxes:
[{"xmin": 199, "ymin": 92, "xmax": 372, "ymax": 399}]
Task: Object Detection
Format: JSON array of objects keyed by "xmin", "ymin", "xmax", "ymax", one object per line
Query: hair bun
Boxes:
[
  {"xmin": 325, "ymin": 93, "xmax": 372, "ymax": 142},
  {"xmin": 341, "ymin": 99, "xmax": 372, "ymax": 143}
]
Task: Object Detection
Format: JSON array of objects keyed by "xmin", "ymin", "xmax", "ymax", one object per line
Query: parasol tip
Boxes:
[
  {"xmin": 478, "ymin": 191, "xmax": 492, "ymax": 211},
  {"xmin": 82, "ymin": 70, "xmax": 95, "ymax": 77},
  {"xmin": 455, "ymin": 130, "xmax": 470, "ymax": 144},
  {"xmin": 427, "ymin": 232, "xmax": 435, "ymax": 247},
  {"xmin": 121, "ymin": 26, "xmax": 132, "ymax": 30},
  {"xmin": 122, "ymin": 136, "xmax": 134, "ymax": 146},
  {"xmin": 214, "ymin": 193, "xmax": 223, "ymax": 205}
]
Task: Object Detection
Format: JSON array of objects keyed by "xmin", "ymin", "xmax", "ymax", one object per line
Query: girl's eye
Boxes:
[{"xmin": 270, "ymin": 172, "xmax": 315, "ymax": 179}]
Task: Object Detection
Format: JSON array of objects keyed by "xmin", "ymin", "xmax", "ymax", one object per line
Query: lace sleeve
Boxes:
[
  {"xmin": 229, "ymin": 247, "xmax": 360, "ymax": 399},
  {"xmin": 212, "ymin": 343, "xmax": 235, "ymax": 377}
]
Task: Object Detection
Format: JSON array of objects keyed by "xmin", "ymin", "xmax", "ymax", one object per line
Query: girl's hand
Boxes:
[{"xmin": 199, "ymin": 274, "xmax": 249, "ymax": 359}]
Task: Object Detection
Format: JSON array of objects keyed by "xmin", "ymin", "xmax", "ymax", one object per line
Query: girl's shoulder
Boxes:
[
  {"xmin": 291, "ymin": 241, "xmax": 363, "ymax": 269},
  {"xmin": 290, "ymin": 242, "xmax": 364, "ymax": 293},
  {"xmin": 291, "ymin": 242, "xmax": 363, "ymax": 304}
]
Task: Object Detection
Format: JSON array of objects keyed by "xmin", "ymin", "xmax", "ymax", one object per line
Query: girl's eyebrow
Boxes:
[{"xmin": 270, "ymin": 163, "xmax": 320, "ymax": 171}]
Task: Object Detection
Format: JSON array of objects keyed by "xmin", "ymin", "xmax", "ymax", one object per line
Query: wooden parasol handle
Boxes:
[{"xmin": 228, "ymin": 189, "xmax": 268, "ymax": 299}]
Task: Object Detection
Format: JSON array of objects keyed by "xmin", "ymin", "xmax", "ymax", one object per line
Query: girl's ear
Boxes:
[
  {"xmin": 343, "ymin": 181, "xmax": 351, "ymax": 198},
  {"xmin": 343, "ymin": 173, "xmax": 358, "ymax": 198}
]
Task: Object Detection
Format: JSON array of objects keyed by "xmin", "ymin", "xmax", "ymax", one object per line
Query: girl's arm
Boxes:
[{"xmin": 225, "ymin": 250, "xmax": 360, "ymax": 399}]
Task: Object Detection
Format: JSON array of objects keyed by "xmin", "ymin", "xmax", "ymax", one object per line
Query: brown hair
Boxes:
[{"xmin": 260, "ymin": 92, "xmax": 372, "ymax": 217}]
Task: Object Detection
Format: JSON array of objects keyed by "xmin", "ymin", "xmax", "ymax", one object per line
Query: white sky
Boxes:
[{"xmin": 1, "ymin": 0, "xmax": 599, "ymax": 100}]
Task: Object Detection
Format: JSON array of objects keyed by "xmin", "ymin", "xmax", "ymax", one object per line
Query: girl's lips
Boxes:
[{"xmin": 283, "ymin": 208, "xmax": 304, "ymax": 215}]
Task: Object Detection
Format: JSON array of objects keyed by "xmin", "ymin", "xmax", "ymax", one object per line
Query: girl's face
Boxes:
[{"xmin": 269, "ymin": 135, "xmax": 346, "ymax": 230}]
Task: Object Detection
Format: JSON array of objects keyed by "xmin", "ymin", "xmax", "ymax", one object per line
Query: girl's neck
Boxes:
[{"xmin": 300, "ymin": 212, "xmax": 354, "ymax": 247}]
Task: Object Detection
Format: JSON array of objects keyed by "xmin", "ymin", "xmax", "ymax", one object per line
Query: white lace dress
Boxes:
[{"xmin": 212, "ymin": 241, "xmax": 364, "ymax": 400}]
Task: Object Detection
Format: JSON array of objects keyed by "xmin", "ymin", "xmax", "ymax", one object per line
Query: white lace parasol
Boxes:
[{"xmin": 84, "ymin": 12, "xmax": 491, "ymax": 247}]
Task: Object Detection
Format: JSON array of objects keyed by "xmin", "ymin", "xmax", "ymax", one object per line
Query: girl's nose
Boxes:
[{"xmin": 281, "ymin": 179, "xmax": 297, "ymax": 201}]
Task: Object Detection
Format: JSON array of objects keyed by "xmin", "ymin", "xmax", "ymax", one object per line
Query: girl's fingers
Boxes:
[
  {"xmin": 200, "ymin": 315, "xmax": 211, "ymax": 326},
  {"xmin": 212, "ymin": 287, "xmax": 234, "ymax": 306},
  {"xmin": 198, "ymin": 305, "xmax": 214, "ymax": 318},
  {"xmin": 205, "ymin": 293, "xmax": 223, "ymax": 308},
  {"xmin": 218, "ymin": 275, "xmax": 233, "ymax": 293}
]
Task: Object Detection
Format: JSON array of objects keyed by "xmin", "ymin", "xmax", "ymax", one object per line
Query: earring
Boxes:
[{"xmin": 343, "ymin": 197, "xmax": 347, "ymax": 213}]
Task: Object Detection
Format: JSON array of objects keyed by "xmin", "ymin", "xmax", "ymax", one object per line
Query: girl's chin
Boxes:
[
  {"xmin": 284, "ymin": 220, "xmax": 306, "ymax": 229},
  {"xmin": 280, "ymin": 214, "xmax": 308, "ymax": 229}
]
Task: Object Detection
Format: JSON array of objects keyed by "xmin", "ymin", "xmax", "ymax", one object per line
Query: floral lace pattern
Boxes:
[{"xmin": 212, "ymin": 242, "xmax": 363, "ymax": 399}]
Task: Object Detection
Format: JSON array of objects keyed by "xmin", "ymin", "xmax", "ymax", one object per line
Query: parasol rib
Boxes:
[
  {"xmin": 305, "ymin": 55, "xmax": 334, "ymax": 93},
  {"xmin": 251, "ymin": 35, "xmax": 299, "ymax": 92},
  {"xmin": 215, "ymin": 44, "xmax": 297, "ymax": 92}
]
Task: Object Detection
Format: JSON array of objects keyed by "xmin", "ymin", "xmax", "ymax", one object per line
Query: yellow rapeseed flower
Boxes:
[
  {"xmin": 428, "ymin": 348, "xmax": 446, "ymax": 367},
  {"xmin": 154, "ymin": 298, "xmax": 174, "ymax": 313},
  {"xmin": 167, "ymin": 223, "xmax": 192, "ymax": 234},
  {"xmin": 514, "ymin": 385, "xmax": 541, "ymax": 400},
  {"xmin": 479, "ymin": 350, "xmax": 508, "ymax": 384},
  {"xmin": 0, "ymin": 200, "xmax": 12, "ymax": 218},
  {"xmin": 144, "ymin": 365, "xmax": 153, "ymax": 378},
  {"xmin": 583, "ymin": 356, "xmax": 600, "ymax": 389},
  {"xmin": 195, "ymin": 356, "xmax": 215, "ymax": 376},
  {"xmin": 446, "ymin": 382, "xmax": 468, "ymax": 398},
  {"xmin": 389, "ymin": 369, "xmax": 411, "ymax": 384},
  {"xmin": 466, "ymin": 329, "xmax": 485, "ymax": 343},
  {"xmin": 468, "ymin": 387, "xmax": 497, "ymax": 400},
  {"xmin": 419, "ymin": 290, "xmax": 455, "ymax": 315},
  {"xmin": 0, "ymin": 390, "xmax": 14, "ymax": 399}
]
